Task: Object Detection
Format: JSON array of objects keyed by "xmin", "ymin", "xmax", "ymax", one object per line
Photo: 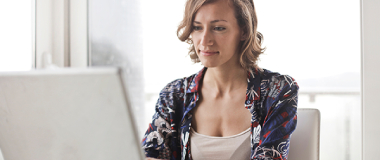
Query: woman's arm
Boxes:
[
  {"xmin": 142, "ymin": 96, "xmax": 173, "ymax": 159},
  {"xmin": 253, "ymin": 75, "xmax": 299, "ymax": 160},
  {"xmin": 141, "ymin": 79, "xmax": 184, "ymax": 159}
]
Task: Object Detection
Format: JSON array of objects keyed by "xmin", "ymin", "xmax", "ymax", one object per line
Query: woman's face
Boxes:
[{"xmin": 191, "ymin": 0, "xmax": 244, "ymax": 68}]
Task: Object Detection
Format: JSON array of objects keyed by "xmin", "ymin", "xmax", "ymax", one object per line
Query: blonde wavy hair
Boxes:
[{"xmin": 177, "ymin": 0, "xmax": 265, "ymax": 70}]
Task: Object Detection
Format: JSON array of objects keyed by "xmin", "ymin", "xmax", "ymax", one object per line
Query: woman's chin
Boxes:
[{"xmin": 200, "ymin": 61, "xmax": 218, "ymax": 68}]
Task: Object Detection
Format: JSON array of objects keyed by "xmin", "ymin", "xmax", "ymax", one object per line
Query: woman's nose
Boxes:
[{"xmin": 200, "ymin": 30, "xmax": 213, "ymax": 46}]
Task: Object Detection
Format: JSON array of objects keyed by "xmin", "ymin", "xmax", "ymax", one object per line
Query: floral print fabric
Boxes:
[{"xmin": 142, "ymin": 67, "xmax": 299, "ymax": 160}]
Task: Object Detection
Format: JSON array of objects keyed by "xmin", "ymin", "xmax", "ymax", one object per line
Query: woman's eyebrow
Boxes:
[
  {"xmin": 210, "ymin": 19, "xmax": 228, "ymax": 23},
  {"xmin": 193, "ymin": 19, "xmax": 228, "ymax": 24}
]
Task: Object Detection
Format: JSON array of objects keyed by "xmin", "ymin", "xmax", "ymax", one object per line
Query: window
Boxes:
[
  {"xmin": 0, "ymin": 1, "xmax": 34, "ymax": 72},
  {"xmin": 89, "ymin": 0, "xmax": 202, "ymax": 137},
  {"xmin": 255, "ymin": 1, "xmax": 361, "ymax": 160},
  {"xmin": 89, "ymin": 0, "xmax": 146, "ymax": 135}
]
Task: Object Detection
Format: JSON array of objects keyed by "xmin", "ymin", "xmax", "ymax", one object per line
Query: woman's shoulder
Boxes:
[
  {"xmin": 159, "ymin": 69, "xmax": 203, "ymax": 95},
  {"xmin": 160, "ymin": 78, "xmax": 185, "ymax": 94},
  {"xmin": 256, "ymin": 68, "xmax": 299, "ymax": 110},
  {"xmin": 159, "ymin": 73, "xmax": 198, "ymax": 95},
  {"xmin": 257, "ymin": 68, "xmax": 299, "ymax": 95},
  {"xmin": 259, "ymin": 68, "xmax": 298, "ymax": 86}
]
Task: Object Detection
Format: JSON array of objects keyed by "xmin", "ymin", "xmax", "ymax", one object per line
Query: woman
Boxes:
[{"xmin": 142, "ymin": 0, "xmax": 298, "ymax": 159}]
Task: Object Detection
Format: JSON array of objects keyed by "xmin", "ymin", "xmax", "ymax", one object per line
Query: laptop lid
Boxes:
[{"xmin": 0, "ymin": 68, "xmax": 144, "ymax": 160}]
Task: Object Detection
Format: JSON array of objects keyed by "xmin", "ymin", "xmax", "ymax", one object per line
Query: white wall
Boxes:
[{"xmin": 361, "ymin": 0, "xmax": 380, "ymax": 160}]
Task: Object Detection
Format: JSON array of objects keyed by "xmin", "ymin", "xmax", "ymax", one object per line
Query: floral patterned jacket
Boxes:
[{"xmin": 142, "ymin": 67, "xmax": 299, "ymax": 160}]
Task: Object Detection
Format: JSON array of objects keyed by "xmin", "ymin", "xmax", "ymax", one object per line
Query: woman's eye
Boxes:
[
  {"xmin": 214, "ymin": 27, "xmax": 226, "ymax": 31},
  {"xmin": 193, "ymin": 26, "xmax": 202, "ymax": 31}
]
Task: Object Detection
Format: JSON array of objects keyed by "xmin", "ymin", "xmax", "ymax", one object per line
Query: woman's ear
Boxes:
[
  {"xmin": 240, "ymin": 28, "xmax": 248, "ymax": 41},
  {"xmin": 240, "ymin": 34, "xmax": 248, "ymax": 41}
]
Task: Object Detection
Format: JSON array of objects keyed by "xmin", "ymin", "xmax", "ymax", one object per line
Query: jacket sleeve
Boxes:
[
  {"xmin": 141, "ymin": 79, "xmax": 183, "ymax": 159},
  {"xmin": 253, "ymin": 75, "xmax": 299, "ymax": 160}
]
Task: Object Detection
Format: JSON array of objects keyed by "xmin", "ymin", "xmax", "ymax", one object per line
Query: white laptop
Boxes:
[{"xmin": 0, "ymin": 68, "xmax": 145, "ymax": 160}]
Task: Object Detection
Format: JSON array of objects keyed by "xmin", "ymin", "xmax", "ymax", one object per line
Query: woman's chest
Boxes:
[{"xmin": 191, "ymin": 96, "xmax": 252, "ymax": 137}]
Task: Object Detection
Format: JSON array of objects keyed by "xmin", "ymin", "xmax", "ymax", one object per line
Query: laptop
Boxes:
[{"xmin": 0, "ymin": 67, "xmax": 145, "ymax": 160}]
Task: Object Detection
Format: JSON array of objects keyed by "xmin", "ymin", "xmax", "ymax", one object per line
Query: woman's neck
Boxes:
[{"xmin": 203, "ymin": 64, "xmax": 247, "ymax": 96}]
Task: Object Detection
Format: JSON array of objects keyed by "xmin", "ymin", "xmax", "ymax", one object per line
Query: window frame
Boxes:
[{"xmin": 35, "ymin": 0, "xmax": 88, "ymax": 68}]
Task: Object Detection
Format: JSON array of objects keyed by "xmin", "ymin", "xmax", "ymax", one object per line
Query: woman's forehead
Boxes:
[{"xmin": 193, "ymin": 0, "xmax": 236, "ymax": 23}]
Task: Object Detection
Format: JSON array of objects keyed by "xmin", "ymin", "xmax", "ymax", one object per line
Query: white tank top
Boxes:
[{"xmin": 190, "ymin": 127, "xmax": 251, "ymax": 160}]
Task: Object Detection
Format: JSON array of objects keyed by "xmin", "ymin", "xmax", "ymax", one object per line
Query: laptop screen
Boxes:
[{"xmin": 0, "ymin": 68, "xmax": 144, "ymax": 160}]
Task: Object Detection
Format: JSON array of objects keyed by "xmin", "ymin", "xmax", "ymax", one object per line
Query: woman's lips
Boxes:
[{"xmin": 200, "ymin": 50, "xmax": 219, "ymax": 56}]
